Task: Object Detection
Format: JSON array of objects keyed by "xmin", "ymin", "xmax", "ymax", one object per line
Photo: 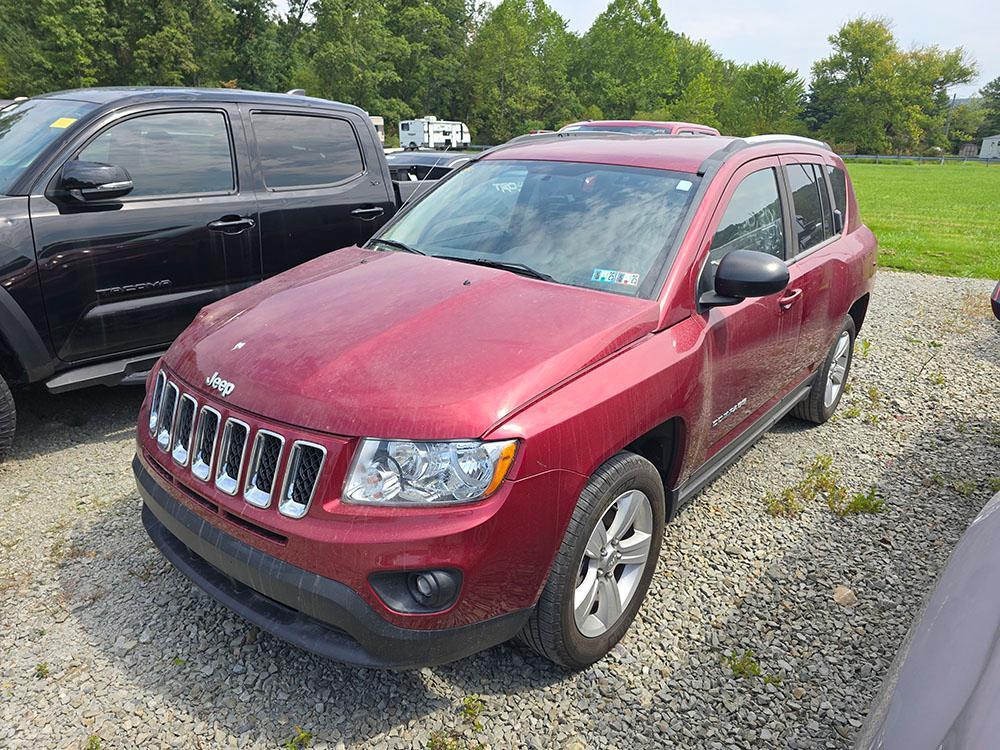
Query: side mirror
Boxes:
[
  {"xmin": 700, "ymin": 249, "xmax": 790, "ymax": 308},
  {"xmin": 58, "ymin": 161, "xmax": 133, "ymax": 202}
]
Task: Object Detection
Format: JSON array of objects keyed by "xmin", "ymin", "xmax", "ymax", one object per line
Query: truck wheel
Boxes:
[
  {"xmin": 792, "ymin": 315, "xmax": 856, "ymax": 424},
  {"xmin": 0, "ymin": 374, "xmax": 15, "ymax": 459},
  {"xmin": 518, "ymin": 452, "xmax": 665, "ymax": 668}
]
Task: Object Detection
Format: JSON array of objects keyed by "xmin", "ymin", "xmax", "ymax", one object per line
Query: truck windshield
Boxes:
[
  {"xmin": 376, "ymin": 159, "xmax": 699, "ymax": 297},
  {"xmin": 0, "ymin": 99, "xmax": 96, "ymax": 194}
]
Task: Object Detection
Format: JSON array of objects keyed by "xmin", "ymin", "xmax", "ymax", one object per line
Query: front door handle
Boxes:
[
  {"xmin": 351, "ymin": 206, "xmax": 385, "ymax": 220},
  {"xmin": 208, "ymin": 216, "xmax": 255, "ymax": 233},
  {"xmin": 778, "ymin": 288, "xmax": 803, "ymax": 309}
]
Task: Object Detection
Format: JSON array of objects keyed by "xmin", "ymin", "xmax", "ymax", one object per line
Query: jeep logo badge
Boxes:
[{"xmin": 206, "ymin": 371, "xmax": 236, "ymax": 398}]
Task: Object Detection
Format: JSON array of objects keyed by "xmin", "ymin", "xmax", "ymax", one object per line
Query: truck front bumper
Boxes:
[{"xmin": 136, "ymin": 456, "xmax": 531, "ymax": 669}]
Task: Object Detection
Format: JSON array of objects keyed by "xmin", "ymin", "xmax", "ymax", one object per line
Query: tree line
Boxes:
[{"xmin": 1, "ymin": 0, "xmax": 995, "ymax": 153}]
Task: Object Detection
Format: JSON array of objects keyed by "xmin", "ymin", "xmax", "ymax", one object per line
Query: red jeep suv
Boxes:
[{"xmin": 135, "ymin": 132, "xmax": 876, "ymax": 669}]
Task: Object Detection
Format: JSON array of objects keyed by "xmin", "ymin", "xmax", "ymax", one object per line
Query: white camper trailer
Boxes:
[{"xmin": 398, "ymin": 116, "xmax": 471, "ymax": 150}]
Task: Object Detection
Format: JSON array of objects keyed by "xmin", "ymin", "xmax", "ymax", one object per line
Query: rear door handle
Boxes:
[
  {"xmin": 351, "ymin": 206, "xmax": 385, "ymax": 220},
  {"xmin": 779, "ymin": 288, "xmax": 803, "ymax": 309},
  {"xmin": 208, "ymin": 216, "xmax": 255, "ymax": 233}
]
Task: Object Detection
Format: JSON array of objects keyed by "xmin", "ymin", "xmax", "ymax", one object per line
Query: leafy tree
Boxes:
[
  {"xmin": 572, "ymin": 0, "xmax": 676, "ymax": 119},
  {"xmin": 978, "ymin": 77, "xmax": 1000, "ymax": 137},
  {"xmin": 720, "ymin": 61, "xmax": 804, "ymax": 135}
]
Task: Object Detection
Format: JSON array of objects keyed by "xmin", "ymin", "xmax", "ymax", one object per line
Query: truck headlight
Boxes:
[{"xmin": 343, "ymin": 439, "xmax": 518, "ymax": 506}]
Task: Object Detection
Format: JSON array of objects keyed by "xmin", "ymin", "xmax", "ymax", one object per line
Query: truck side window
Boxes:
[
  {"xmin": 708, "ymin": 167, "xmax": 784, "ymax": 265},
  {"xmin": 78, "ymin": 111, "xmax": 234, "ymax": 198},
  {"xmin": 252, "ymin": 113, "xmax": 364, "ymax": 189},
  {"xmin": 786, "ymin": 163, "xmax": 831, "ymax": 252}
]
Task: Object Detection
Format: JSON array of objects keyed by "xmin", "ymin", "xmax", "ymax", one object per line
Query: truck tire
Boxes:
[
  {"xmin": 518, "ymin": 452, "xmax": 665, "ymax": 668},
  {"xmin": 0, "ymin": 373, "xmax": 15, "ymax": 459},
  {"xmin": 792, "ymin": 315, "xmax": 856, "ymax": 424}
]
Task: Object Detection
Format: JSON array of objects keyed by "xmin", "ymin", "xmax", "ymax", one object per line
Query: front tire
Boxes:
[
  {"xmin": 792, "ymin": 315, "xmax": 856, "ymax": 424},
  {"xmin": 0, "ymin": 373, "xmax": 15, "ymax": 460},
  {"xmin": 519, "ymin": 452, "xmax": 665, "ymax": 668}
]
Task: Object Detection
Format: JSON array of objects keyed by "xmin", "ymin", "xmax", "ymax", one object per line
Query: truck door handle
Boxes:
[
  {"xmin": 351, "ymin": 206, "xmax": 385, "ymax": 220},
  {"xmin": 779, "ymin": 288, "xmax": 803, "ymax": 309},
  {"xmin": 208, "ymin": 216, "xmax": 255, "ymax": 233}
]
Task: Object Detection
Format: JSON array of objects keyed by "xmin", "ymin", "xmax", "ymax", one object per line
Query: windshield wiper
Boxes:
[
  {"xmin": 370, "ymin": 238, "xmax": 425, "ymax": 255},
  {"xmin": 434, "ymin": 255, "xmax": 555, "ymax": 283}
]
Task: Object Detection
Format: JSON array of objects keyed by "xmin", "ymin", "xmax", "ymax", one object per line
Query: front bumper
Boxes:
[{"xmin": 136, "ymin": 456, "xmax": 531, "ymax": 668}]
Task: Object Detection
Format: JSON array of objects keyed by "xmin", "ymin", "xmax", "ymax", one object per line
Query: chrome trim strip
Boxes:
[
  {"xmin": 148, "ymin": 370, "xmax": 166, "ymax": 435},
  {"xmin": 191, "ymin": 406, "xmax": 221, "ymax": 482},
  {"xmin": 278, "ymin": 441, "xmax": 327, "ymax": 519},
  {"xmin": 214, "ymin": 418, "xmax": 250, "ymax": 496},
  {"xmin": 243, "ymin": 429, "xmax": 285, "ymax": 509},
  {"xmin": 156, "ymin": 381, "xmax": 179, "ymax": 451},
  {"xmin": 170, "ymin": 393, "xmax": 198, "ymax": 467}
]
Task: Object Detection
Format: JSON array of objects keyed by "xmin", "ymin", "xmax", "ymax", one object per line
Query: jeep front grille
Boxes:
[
  {"xmin": 191, "ymin": 407, "xmax": 220, "ymax": 481},
  {"xmin": 244, "ymin": 430, "xmax": 284, "ymax": 508},
  {"xmin": 171, "ymin": 394, "xmax": 197, "ymax": 466},
  {"xmin": 148, "ymin": 371, "xmax": 166, "ymax": 435},
  {"xmin": 278, "ymin": 442, "xmax": 326, "ymax": 518},
  {"xmin": 214, "ymin": 418, "xmax": 249, "ymax": 495},
  {"xmin": 156, "ymin": 382, "xmax": 179, "ymax": 451}
]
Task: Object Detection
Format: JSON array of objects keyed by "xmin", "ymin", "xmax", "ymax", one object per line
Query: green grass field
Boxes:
[{"xmin": 846, "ymin": 162, "xmax": 1000, "ymax": 279}]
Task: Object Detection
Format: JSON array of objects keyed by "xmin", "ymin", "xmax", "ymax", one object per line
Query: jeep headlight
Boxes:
[{"xmin": 343, "ymin": 439, "xmax": 518, "ymax": 506}]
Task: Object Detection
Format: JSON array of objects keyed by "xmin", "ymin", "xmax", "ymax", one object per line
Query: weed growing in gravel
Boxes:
[
  {"xmin": 764, "ymin": 488, "xmax": 804, "ymax": 518},
  {"xmin": 990, "ymin": 478, "xmax": 1000, "ymax": 493},
  {"xmin": 837, "ymin": 487, "xmax": 886, "ymax": 517},
  {"xmin": 952, "ymin": 480, "xmax": 977, "ymax": 497},
  {"xmin": 428, "ymin": 696, "xmax": 488, "ymax": 750},
  {"xmin": 723, "ymin": 650, "xmax": 761, "ymax": 679},
  {"xmin": 282, "ymin": 727, "xmax": 312, "ymax": 749},
  {"xmin": 84, "ymin": 736, "xmax": 101, "ymax": 750},
  {"xmin": 866, "ymin": 387, "xmax": 882, "ymax": 408},
  {"xmin": 461, "ymin": 696, "xmax": 485, "ymax": 732},
  {"xmin": 33, "ymin": 662, "xmax": 49, "ymax": 679},
  {"xmin": 928, "ymin": 371, "xmax": 946, "ymax": 386},
  {"xmin": 844, "ymin": 405, "xmax": 862, "ymax": 419},
  {"xmin": 858, "ymin": 339, "xmax": 872, "ymax": 358},
  {"xmin": 171, "ymin": 656, "xmax": 186, "ymax": 666}
]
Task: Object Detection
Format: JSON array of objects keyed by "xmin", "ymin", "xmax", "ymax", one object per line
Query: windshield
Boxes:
[
  {"xmin": 0, "ymin": 99, "xmax": 96, "ymax": 194},
  {"xmin": 375, "ymin": 159, "xmax": 699, "ymax": 297},
  {"xmin": 562, "ymin": 124, "xmax": 673, "ymax": 136}
]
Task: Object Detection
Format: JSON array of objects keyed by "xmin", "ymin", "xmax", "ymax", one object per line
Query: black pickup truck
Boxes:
[{"xmin": 0, "ymin": 87, "xmax": 428, "ymax": 456}]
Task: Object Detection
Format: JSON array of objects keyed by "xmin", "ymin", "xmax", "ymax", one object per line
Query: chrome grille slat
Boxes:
[
  {"xmin": 171, "ymin": 394, "xmax": 197, "ymax": 466},
  {"xmin": 214, "ymin": 418, "xmax": 249, "ymax": 495},
  {"xmin": 148, "ymin": 371, "xmax": 166, "ymax": 435},
  {"xmin": 156, "ymin": 382, "xmax": 179, "ymax": 451},
  {"xmin": 191, "ymin": 407, "xmax": 220, "ymax": 481},
  {"xmin": 278, "ymin": 442, "xmax": 326, "ymax": 519},
  {"xmin": 244, "ymin": 430, "xmax": 284, "ymax": 508}
]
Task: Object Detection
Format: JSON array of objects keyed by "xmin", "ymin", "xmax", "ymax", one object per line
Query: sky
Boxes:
[{"xmin": 540, "ymin": 0, "xmax": 996, "ymax": 97}]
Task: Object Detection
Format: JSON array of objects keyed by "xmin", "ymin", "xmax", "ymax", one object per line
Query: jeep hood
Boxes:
[{"xmin": 165, "ymin": 246, "xmax": 658, "ymax": 439}]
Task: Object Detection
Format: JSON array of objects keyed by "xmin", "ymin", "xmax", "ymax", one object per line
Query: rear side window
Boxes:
[
  {"xmin": 252, "ymin": 113, "xmax": 364, "ymax": 189},
  {"xmin": 786, "ymin": 163, "xmax": 833, "ymax": 252},
  {"xmin": 78, "ymin": 111, "xmax": 234, "ymax": 198},
  {"xmin": 708, "ymin": 167, "xmax": 785, "ymax": 265},
  {"xmin": 826, "ymin": 165, "xmax": 848, "ymax": 227}
]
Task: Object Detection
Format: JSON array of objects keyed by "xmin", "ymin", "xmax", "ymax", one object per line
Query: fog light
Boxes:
[{"xmin": 369, "ymin": 569, "xmax": 462, "ymax": 614}]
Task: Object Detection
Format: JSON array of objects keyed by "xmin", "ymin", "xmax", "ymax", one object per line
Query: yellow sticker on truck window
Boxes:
[{"xmin": 49, "ymin": 117, "xmax": 77, "ymax": 129}]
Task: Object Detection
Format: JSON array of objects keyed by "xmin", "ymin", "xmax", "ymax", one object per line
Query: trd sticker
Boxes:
[{"xmin": 591, "ymin": 268, "xmax": 640, "ymax": 286}]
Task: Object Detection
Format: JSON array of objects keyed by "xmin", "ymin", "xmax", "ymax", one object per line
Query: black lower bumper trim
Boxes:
[{"xmin": 135, "ymin": 455, "xmax": 530, "ymax": 669}]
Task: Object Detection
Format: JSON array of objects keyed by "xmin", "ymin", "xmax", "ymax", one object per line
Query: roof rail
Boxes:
[{"xmin": 743, "ymin": 134, "xmax": 832, "ymax": 151}]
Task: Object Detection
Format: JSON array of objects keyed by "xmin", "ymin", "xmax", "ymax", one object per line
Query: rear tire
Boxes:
[
  {"xmin": 518, "ymin": 452, "xmax": 665, "ymax": 669},
  {"xmin": 792, "ymin": 315, "xmax": 856, "ymax": 424},
  {"xmin": 0, "ymin": 374, "xmax": 15, "ymax": 460}
]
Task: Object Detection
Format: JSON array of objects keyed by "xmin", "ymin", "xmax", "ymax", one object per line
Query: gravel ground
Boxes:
[{"xmin": 1, "ymin": 270, "xmax": 998, "ymax": 750}]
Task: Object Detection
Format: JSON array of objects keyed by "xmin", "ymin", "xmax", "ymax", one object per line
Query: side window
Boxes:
[
  {"xmin": 78, "ymin": 111, "xmax": 234, "ymax": 198},
  {"xmin": 826, "ymin": 164, "xmax": 848, "ymax": 229},
  {"xmin": 707, "ymin": 167, "xmax": 785, "ymax": 269},
  {"xmin": 252, "ymin": 113, "xmax": 364, "ymax": 189},
  {"xmin": 786, "ymin": 163, "xmax": 833, "ymax": 252}
]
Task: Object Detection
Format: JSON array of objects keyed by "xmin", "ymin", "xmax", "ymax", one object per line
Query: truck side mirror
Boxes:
[
  {"xmin": 58, "ymin": 160, "xmax": 133, "ymax": 202},
  {"xmin": 700, "ymin": 249, "xmax": 790, "ymax": 308}
]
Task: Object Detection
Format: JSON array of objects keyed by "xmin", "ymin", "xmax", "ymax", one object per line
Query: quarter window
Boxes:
[
  {"xmin": 708, "ymin": 167, "xmax": 785, "ymax": 266},
  {"xmin": 826, "ymin": 164, "xmax": 848, "ymax": 229},
  {"xmin": 78, "ymin": 111, "xmax": 234, "ymax": 198},
  {"xmin": 252, "ymin": 113, "xmax": 364, "ymax": 189},
  {"xmin": 786, "ymin": 163, "xmax": 833, "ymax": 252}
]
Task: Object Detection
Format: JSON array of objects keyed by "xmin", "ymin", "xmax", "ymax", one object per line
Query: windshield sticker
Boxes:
[
  {"xmin": 676, "ymin": 180, "xmax": 693, "ymax": 192},
  {"xmin": 49, "ymin": 117, "xmax": 77, "ymax": 129},
  {"xmin": 592, "ymin": 269, "xmax": 640, "ymax": 287}
]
